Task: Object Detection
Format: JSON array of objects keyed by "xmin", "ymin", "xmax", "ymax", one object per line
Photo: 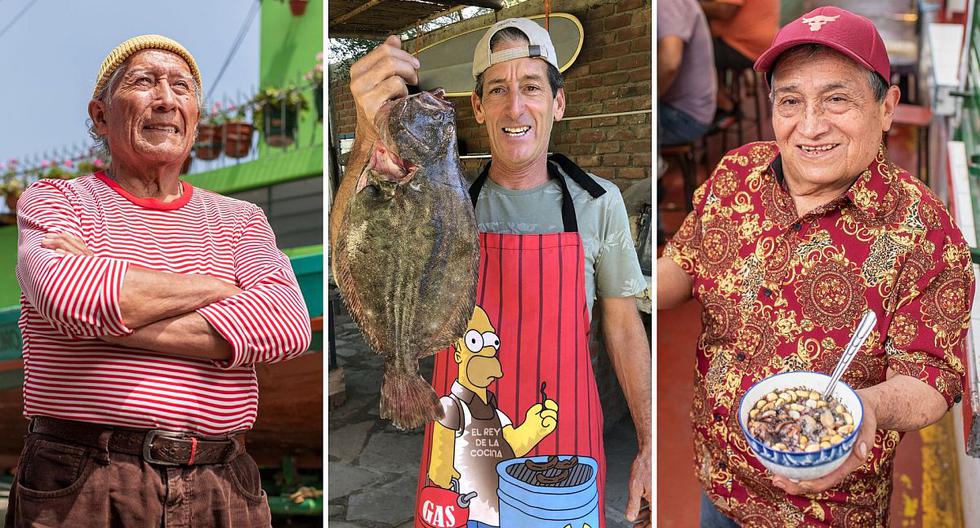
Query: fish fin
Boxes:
[
  {"xmin": 355, "ymin": 168, "xmax": 369, "ymax": 193},
  {"xmin": 380, "ymin": 371, "xmax": 444, "ymax": 430},
  {"xmin": 368, "ymin": 141, "xmax": 411, "ymax": 183}
]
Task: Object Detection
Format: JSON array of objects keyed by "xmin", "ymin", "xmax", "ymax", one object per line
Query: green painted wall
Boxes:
[
  {"xmin": 258, "ymin": 0, "xmax": 323, "ymax": 158},
  {"xmin": 0, "ymin": 226, "xmax": 19, "ymax": 309}
]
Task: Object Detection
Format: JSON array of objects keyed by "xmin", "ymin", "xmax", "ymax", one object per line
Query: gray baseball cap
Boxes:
[{"xmin": 471, "ymin": 17, "xmax": 559, "ymax": 79}]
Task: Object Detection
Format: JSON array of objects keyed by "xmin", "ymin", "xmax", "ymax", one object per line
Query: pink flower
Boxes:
[
  {"xmin": 315, "ymin": 51, "xmax": 323, "ymax": 62},
  {"xmin": 315, "ymin": 63, "xmax": 323, "ymax": 72},
  {"xmin": 64, "ymin": 159, "xmax": 74, "ymax": 168},
  {"xmin": 40, "ymin": 160, "xmax": 49, "ymax": 168},
  {"xmin": 94, "ymin": 159, "xmax": 105, "ymax": 169},
  {"xmin": 9, "ymin": 159, "xmax": 18, "ymax": 165}
]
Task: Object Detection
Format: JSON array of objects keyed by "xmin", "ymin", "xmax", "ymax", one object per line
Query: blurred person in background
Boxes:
[{"xmin": 700, "ymin": 0, "xmax": 779, "ymax": 128}]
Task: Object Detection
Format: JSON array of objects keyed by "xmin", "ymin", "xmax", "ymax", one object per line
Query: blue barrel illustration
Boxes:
[{"xmin": 496, "ymin": 455, "xmax": 599, "ymax": 528}]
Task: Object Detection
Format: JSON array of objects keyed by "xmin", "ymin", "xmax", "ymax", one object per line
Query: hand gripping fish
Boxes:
[{"xmin": 334, "ymin": 90, "xmax": 479, "ymax": 429}]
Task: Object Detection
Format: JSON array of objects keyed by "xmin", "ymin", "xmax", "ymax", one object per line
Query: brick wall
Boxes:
[{"xmin": 328, "ymin": 0, "xmax": 651, "ymax": 191}]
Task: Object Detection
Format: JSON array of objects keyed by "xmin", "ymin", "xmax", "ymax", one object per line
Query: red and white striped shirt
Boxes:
[{"xmin": 16, "ymin": 172, "xmax": 312, "ymax": 435}]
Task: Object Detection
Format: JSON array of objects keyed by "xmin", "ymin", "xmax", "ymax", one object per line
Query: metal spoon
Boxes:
[{"xmin": 823, "ymin": 310, "xmax": 878, "ymax": 399}]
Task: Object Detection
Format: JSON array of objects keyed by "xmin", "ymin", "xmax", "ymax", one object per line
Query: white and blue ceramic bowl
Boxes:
[{"xmin": 737, "ymin": 371, "xmax": 864, "ymax": 481}]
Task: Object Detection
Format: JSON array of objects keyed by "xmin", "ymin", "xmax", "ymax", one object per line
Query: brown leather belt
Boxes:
[{"xmin": 30, "ymin": 416, "xmax": 246, "ymax": 467}]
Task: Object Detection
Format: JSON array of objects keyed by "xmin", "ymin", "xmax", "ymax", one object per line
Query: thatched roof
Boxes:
[{"xmin": 329, "ymin": 0, "xmax": 504, "ymax": 40}]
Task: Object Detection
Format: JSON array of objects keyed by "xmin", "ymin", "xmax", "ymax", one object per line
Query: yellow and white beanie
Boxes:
[{"xmin": 93, "ymin": 34, "xmax": 201, "ymax": 98}]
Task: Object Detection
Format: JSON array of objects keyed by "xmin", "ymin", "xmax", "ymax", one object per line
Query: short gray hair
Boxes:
[
  {"xmin": 768, "ymin": 44, "xmax": 889, "ymax": 104},
  {"xmin": 87, "ymin": 57, "xmax": 204, "ymax": 162},
  {"xmin": 473, "ymin": 27, "xmax": 564, "ymax": 99}
]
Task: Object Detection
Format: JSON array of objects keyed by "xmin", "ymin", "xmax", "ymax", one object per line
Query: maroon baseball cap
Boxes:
[{"xmin": 754, "ymin": 6, "xmax": 890, "ymax": 82}]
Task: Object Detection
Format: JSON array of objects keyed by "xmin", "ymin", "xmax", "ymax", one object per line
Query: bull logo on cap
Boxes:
[{"xmin": 801, "ymin": 14, "xmax": 840, "ymax": 31}]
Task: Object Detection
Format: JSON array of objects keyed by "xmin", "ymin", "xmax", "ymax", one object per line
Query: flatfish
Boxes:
[{"xmin": 334, "ymin": 90, "xmax": 479, "ymax": 429}]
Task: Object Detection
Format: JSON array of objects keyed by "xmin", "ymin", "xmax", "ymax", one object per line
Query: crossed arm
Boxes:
[{"xmin": 17, "ymin": 184, "xmax": 311, "ymax": 365}]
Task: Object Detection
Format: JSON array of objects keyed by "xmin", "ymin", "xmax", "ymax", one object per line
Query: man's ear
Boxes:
[
  {"xmin": 471, "ymin": 91, "xmax": 485, "ymax": 125},
  {"xmin": 88, "ymin": 99, "xmax": 109, "ymax": 137},
  {"xmin": 553, "ymin": 87, "xmax": 566, "ymax": 121},
  {"xmin": 879, "ymin": 85, "xmax": 901, "ymax": 132}
]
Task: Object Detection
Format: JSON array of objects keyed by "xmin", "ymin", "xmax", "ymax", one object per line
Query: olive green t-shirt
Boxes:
[{"xmin": 473, "ymin": 170, "xmax": 646, "ymax": 321}]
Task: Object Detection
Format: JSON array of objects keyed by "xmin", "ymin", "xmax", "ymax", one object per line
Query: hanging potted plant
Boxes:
[
  {"xmin": 252, "ymin": 85, "xmax": 309, "ymax": 148},
  {"xmin": 305, "ymin": 52, "xmax": 324, "ymax": 122},
  {"xmin": 40, "ymin": 160, "xmax": 76, "ymax": 180},
  {"xmin": 76, "ymin": 157, "xmax": 106, "ymax": 176},
  {"xmin": 288, "ymin": 0, "xmax": 309, "ymax": 16},
  {"xmin": 222, "ymin": 104, "xmax": 255, "ymax": 159},
  {"xmin": 196, "ymin": 102, "xmax": 225, "ymax": 160},
  {"xmin": 0, "ymin": 162, "xmax": 24, "ymax": 213}
]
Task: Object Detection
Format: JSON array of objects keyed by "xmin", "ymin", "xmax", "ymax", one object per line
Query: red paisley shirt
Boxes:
[{"xmin": 665, "ymin": 142, "xmax": 974, "ymax": 527}]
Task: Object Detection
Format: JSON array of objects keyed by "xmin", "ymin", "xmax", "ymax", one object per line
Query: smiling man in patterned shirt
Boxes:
[{"xmin": 658, "ymin": 7, "xmax": 974, "ymax": 527}]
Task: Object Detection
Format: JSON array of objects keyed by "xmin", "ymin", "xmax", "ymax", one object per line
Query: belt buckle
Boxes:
[{"xmin": 142, "ymin": 429, "xmax": 188, "ymax": 467}]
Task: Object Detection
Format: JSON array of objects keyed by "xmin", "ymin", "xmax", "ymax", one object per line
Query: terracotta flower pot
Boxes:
[
  {"xmin": 223, "ymin": 121, "xmax": 255, "ymax": 158},
  {"xmin": 5, "ymin": 193, "xmax": 18, "ymax": 212},
  {"xmin": 195, "ymin": 124, "xmax": 223, "ymax": 160},
  {"xmin": 289, "ymin": 0, "xmax": 308, "ymax": 16}
]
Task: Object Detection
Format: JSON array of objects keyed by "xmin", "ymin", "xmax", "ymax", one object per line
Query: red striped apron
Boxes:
[{"xmin": 416, "ymin": 160, "xmax": 606, "ymax": 528}]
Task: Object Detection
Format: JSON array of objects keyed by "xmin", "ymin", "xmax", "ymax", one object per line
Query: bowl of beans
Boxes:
[{"xmin": 737, "ymin": 371, "xmax": 864, "ymax": 481}]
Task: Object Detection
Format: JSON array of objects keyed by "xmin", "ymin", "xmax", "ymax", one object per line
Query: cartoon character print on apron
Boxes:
[{"xmin": 416, "ymin": 155, "xmax": 609, "ymax": 528}]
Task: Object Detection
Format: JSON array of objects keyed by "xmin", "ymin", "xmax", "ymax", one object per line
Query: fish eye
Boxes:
[
  {"xmin": 481, "ymin": 332, "xmax": 500, "ymax": 350},
  {"xmin": 465, "ymin": 330, "xmax": 484, "ymax": 352}
]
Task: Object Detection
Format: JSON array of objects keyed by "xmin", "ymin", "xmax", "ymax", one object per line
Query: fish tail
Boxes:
[{"xmin": 380, "ymin": 371, "xmax": 443, "ymax": 430}]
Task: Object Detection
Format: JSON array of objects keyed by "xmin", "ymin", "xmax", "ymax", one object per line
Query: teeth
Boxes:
[
  {"xmin": 503, "ymin": 126, "xmax": 530, "ymax": 136},
  {"xmin": 146, "ymin": 126, "xmax": 178, "ymax": 133},
  {"xmin": 801, "ymin": 144, "xmax": 835, "ymax": 152}
]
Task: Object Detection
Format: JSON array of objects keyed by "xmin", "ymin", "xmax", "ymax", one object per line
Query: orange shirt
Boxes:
[{"xmin": 708, "ymin": 0, "xmax": 779, "ymax": 61}]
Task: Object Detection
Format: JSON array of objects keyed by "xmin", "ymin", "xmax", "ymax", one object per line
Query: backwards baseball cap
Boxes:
[
  {"xmin": 93, "ymin": 34, "xmax": 202, "ymax": 98},
  {"xmin": 754, "ymin": 6, "xmax": 890, "ymax": 82},
  {"xmin": 472, "ymin": 18, "xmax": 559, "ymax": 79}
]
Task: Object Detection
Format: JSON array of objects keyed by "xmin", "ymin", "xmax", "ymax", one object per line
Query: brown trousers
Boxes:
[{"xmin": 5, "ymin": 432, "xmax": 272, "ymax": 528}]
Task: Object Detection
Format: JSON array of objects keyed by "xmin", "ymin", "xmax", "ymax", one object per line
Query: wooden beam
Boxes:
[
  {"xmin": 459, "ymin": 0, "xmax": 504, "ymax": 9},
  {"xmin": 332, "ymin": 0, "xmax": 387, "ymax": 26},
  {"xmin": 328, "ymin": 28, "xmax": 393, "ymax": 41}
]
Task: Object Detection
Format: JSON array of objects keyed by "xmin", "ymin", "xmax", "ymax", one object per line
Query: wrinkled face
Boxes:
[
  {"xmin": 455, "ymin": 307, "xmax": 503, "ymax": 388},
  {"xmin": 90, "ymin": 50, "xmax": 199, "ymax": 169},
  {"xmin": 771, "ymin": 49, "xmax": 898, "ymax": 191},
  {"xmin": 471, "ymin": 40, "xmax": 565, "ymax": 173}
]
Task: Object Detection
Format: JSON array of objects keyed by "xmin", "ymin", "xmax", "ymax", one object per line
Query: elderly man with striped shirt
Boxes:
[{"xmin": 7, "ymin": 35, "xmax": 311, "ymax": 528}]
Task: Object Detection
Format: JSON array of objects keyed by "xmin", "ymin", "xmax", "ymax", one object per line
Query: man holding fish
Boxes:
[
  {"xmin": 658, "ymin": 7, "xmax": 974, "ymax": 527},
  {"xmin": 334, "ymin": 17, "xmax": 651, "ymax": 528}
]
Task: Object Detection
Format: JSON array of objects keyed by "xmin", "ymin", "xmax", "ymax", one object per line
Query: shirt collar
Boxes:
[
  {"xmin": 451, "ymin": 380, "xmax": 477, "ymax": 404},
  {"xmin": 768, "ymin": 143, "xmax": 894, "ymax": 221}
]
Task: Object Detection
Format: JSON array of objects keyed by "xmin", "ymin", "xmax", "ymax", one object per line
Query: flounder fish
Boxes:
[{"xmin": 334, "ymin": 90, "xmax": 479, "ymax": 429}]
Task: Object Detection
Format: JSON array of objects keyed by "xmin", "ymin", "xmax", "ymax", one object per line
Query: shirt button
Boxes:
[
  {"xmin": 954, "ymin": 394, "xmax": 963, "ymax": 404},
  {"xmin": 718, "ymin": 461, "xmax": 728, "ymax": 470},
  {"xmin": 762, "ymin": 288, "xmax": 772, "ymax": 297},
  {"xmin": 793, "ymin": 222, "xmax": 802, "ymax": 232},
  {"xmin": 714, "ymin": 413, "xmax": 723, "ymax": 422},
  {"xmin": 736, "ymin": 352, "xmax": 746, "ymax": 361}
]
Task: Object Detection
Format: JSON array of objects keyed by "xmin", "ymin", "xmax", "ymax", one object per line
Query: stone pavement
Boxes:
[{"xmin": 327, "ymin": 299, "xmax": 644, "ymax": 528}]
